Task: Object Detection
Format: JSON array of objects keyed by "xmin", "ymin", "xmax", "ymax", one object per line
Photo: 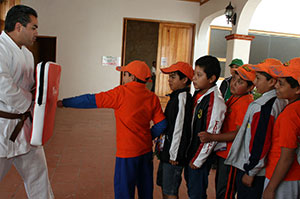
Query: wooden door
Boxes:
[
  {"xmin": 0, "ymin": 0, "xmax": 20, "ymax": 31},
  {"xmin": 155, "ymin": 22, "xmax": 195, "ymax": 106}
]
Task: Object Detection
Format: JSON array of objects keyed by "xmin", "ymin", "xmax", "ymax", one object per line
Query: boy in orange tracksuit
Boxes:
[
  {"xmin": 199, "ymin": 65, "xmax": 255, "ymax": 199},
  {"xmin": 263, "ymin": 57, "xmax": 300, "ymax": 199},
  {"xmin": 57, "ymin": 60, "xmax": 167, "ymax": 199}
]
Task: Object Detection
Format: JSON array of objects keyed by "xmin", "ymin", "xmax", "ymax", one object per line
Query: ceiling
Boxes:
[{"xmin": 181, "ymin": 0, "xmax": 210, "ymax": 5}]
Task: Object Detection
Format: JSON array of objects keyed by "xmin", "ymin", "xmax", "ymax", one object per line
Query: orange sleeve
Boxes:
[
  {"xmin": 152, "ymin": 95, "xmax": 165, "ymax": 124},
  {"xmin": 95, "ymin": 86, "xmax": 122, "ymax": 109},
  {"xmin": 233, "ymin": 95, "xmax": 253, "ymax": 128},
  {"xmin": 279, "ymin": 110, "xmax": 300, "ymax": 149}
]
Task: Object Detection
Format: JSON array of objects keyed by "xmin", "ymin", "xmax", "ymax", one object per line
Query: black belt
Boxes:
[{"xmin": 0, "ymin": 110, "xmax": 32, "ymax": 142}]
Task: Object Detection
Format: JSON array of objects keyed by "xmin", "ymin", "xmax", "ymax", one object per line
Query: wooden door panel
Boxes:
[
  {"xmin": 0, "ymin": 0, "xmax": 21, "ymax": 31},
  {"xmin": 155, "ymin": 23, "xmax": 194, "ymax": 106}
]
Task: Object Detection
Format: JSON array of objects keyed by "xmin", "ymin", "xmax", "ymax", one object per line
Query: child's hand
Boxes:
[
  {"xmin": 57, "ymin": 100, "xmax": 63, "ymax": 108},
  {"xmin": 169, "ymin": 160, "xmax": 179, "ymax": 165},
  {"xmin": 198, "ymin": 131, "xmax": 212, "ymax": 143},
  {"xmin": 189, "ymin": 162, "xmax": 199, "ymax": 169},
  {"xmin": 262, "ymin": 187, "xmax": 275, "ymax": 199},
  {"xmin": 241, "ymin": 173, "xmax": 254, "ymax": 187}
]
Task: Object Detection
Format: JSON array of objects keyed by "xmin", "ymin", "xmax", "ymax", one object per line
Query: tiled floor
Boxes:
[{"xmin": 0, "ymin": 108, "xmax": 216, "ymax": 199}]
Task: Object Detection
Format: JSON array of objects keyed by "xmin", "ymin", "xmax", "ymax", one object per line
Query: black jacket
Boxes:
[{"xmin": 160, "ymin": 87, "xmax": 193, "ymax": 166}]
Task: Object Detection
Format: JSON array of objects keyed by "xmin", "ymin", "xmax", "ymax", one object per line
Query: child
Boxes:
[
  {"xmin": 220, "ymin": 58, "xmax": 244, "ymax": 102},
  {"xmin": 199, "ymin": 64, "xmax": 255, "ymax": 199},
  {"xmin": 184, "ymin": 55, "xmax": 226, "ymax": 199},
  {"xmin": 225, "ymin": 58, "xmax": 287, "ymax": 199},
  {"xmin": 156, "ymin": 61, "xmax": 194, "ymax": 199},
  {"xmin": 57, "ymin": 60, "xmax": 167, "ymax": 199},
  {"xmin": 263, "ymin": 57, "xmax": 300, "ymax": 199}
]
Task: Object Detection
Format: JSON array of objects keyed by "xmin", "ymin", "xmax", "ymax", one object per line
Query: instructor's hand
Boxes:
[{"xmin": 57, "ymin": 100, "xmax": 63, "ymax": 108}]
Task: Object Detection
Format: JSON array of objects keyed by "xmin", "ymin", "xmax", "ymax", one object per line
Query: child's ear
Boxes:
[
  {"xmin": 246, "ymin": 85, "xmax": 255, "ymax": 93},
  {"xmin": 295, "ymin": 86, "xmax": 300, "ymax": 95},
  {"xmin": 182, "ymin": 77, "xmax": 188, "ymax": 84},
  {"xmin": 208, "ymin": 75, "xmax": 216, "ymax": 84},
  {"xmin": 130, "ymin": 75, "xmax": 136, "ymax": 82},
  {"xmin": 268, "ymin": 78, "xmax": 277, "ymax": 87}
]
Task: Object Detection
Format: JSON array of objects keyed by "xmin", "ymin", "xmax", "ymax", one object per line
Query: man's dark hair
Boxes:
[
  {"xmin": 257, "ymin": 71, "xmax": 273, "ymax": 81},
  {"xmin": 5, "ymin": 5, "xmax": 37, "ymax": 32},
  {"xmin": 176, "ymin": 71, "xmax": 191, "ymax": 86},
  {"xmin": 195, "ymin": 55, "xmax": 220, "ymax": 84},
  {"xmin": 285, "ymin": 77, "xmax": 299, "ymax": 88}
]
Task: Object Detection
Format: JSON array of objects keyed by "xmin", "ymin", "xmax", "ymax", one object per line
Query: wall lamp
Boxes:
[{"xmin": 225, "ymin": 2, "xmax": 236, "ymax": 25}]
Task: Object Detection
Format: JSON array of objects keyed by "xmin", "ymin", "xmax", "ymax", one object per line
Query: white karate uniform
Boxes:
[{"xmin": 0, "ymin": 31, "xmax": 54, "ymax": 199}]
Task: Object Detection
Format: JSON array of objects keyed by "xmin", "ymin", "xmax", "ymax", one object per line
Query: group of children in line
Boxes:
[
  {"xmin": 58, "ymin": 55, "xmax": 300, "ymax": 199},
  {"xmin": 155, "ymin": 56, "xmax": 300, "ymax": 199}
]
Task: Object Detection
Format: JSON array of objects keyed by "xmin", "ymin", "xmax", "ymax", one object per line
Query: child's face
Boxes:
[
  {"xmin": 275, "ymin": 77, "xmax": 300, "ymax": 101},
  {"xmin": 122, "ymin": 72, "xmax": 134, "ymax": 84},
  {"xmin": 253, "ymin": 72, "xmax": 276, "ymax": 94},
  {"xmin": 230, "ymin": 64, "xmax": 239, "ymax": 76},
  {"xmin": 168, "ymin": 72, "xmax": 187, "ymax": 91},
  {"xmin": 230, "ymin": 73, "xmax": 253, "ymax": 96},
  {"xmin": 192, "ymin": 66, "xmax": 213, "ymax": 90}
]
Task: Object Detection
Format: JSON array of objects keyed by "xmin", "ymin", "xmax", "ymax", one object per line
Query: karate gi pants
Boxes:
[{"xmin": 0, "ymin": 146, "xmax": 54, "ymax": 199}]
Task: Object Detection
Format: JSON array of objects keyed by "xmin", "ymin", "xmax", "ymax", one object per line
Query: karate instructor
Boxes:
[{"xmin": 0, "ymin": 5, "xmax": 54, "ymax": 199}]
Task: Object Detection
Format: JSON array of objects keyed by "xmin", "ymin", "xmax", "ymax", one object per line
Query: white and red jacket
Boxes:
[
  {"xmin": 187, "ymin": 85, "xmax": 226, "ymax": 168},
  {"xmin": 225, "ymin": 89, "xmax": 287, "ymax": 176}
]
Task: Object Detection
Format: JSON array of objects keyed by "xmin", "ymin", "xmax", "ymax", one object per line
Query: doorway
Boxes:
[
  {"xmin": 122, "ymin": 19, "xmax": 159, "ymax": 90},
  {"xmin": 122, "ymin": 18, "xmax": 195, "ymax": 107},
  {"xmin": 27, "ymin": 36, "xmax": 56, "ymax": 67}
]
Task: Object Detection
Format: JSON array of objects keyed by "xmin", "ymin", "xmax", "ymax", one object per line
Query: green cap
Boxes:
[{"xmin": 229, "ymin": 59, "xmax": 244, "ymax": 67}]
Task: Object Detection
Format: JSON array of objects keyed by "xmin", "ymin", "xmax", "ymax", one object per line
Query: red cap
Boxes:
[
  {"xmin": 249, "ymin": 58, "xmax": 283, "ymax": 76},
  {"xmin": 234, "ymin": 64, "xmax": 256, "ymax": 82},
  {"xmin": 116, "ymin": 60, "xmax": 152, "ymax": 82},
  {"xmin": 269, "ymin": 57, "xmax": 300, "ymax": 85},
  {"xmin": 160, "ymin": 62, "xmax": 194, "ymax": 80}
]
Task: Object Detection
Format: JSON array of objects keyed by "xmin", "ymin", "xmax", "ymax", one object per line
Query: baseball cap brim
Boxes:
[
  {"xmin": 269, "ymin": 65, "xmax": 300, "ymax": 84},
  {"xmin": 116, "ymin": 61, "xmax": 152, "ymax": 82},
  {"xmin": 160, "ymin": 62, "xmax": 194, "ymax": 80},
  {"xmin": 234, "ymin": 64, "xmax": 256, "ymax": 82}
]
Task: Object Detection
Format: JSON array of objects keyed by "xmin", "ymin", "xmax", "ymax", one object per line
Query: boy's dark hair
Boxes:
[
  {"xmin": 195, "ymin": 55, "xmax": 220, "ymax": 84},
  {"xmin": 285, "ymin": 77, "xmax": 300, "ymax": 88},
  {"xmin": 246, "ymin": 80, "xmax": 254, "ymax": 87},
  {"xmin": 257, "ymin": 71, "xmax": 273, "ymax": 81},
  {"xmin": 125, "ymin": 71, "xmax": 146, "ymax": 84},
  {"xmin": 176, "ymin": 71, "xmax": 191, "ymax": 86},
  {"xmin": 5, "ymin": 5, "xmax": 38, "ymax": 32}
]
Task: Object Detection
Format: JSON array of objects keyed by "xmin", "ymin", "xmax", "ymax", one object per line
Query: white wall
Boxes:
[{"xmin": 21, "ymin": 0, "xmax": 201, "ymax": 98}]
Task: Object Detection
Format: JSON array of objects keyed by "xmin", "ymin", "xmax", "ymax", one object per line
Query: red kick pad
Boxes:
[{"xmin": 31, "ymin": 62, "xmax": 61, "ymax": 146}]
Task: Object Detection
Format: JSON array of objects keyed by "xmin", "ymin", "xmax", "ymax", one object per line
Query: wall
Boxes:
[{"xmin": 21, "ymin": 0, "xmax": 200, "ymax": 98}]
